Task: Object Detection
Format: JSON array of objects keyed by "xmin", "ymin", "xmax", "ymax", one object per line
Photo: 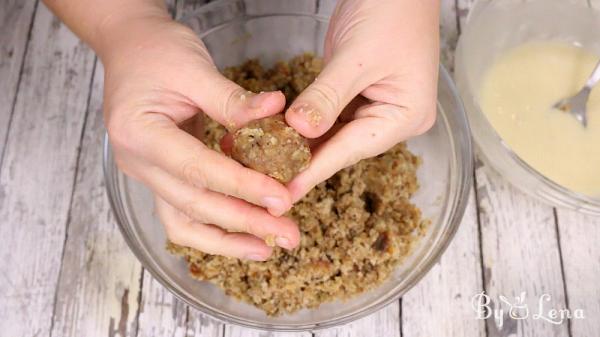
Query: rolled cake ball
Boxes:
[{"xmin": 231, "ymin": 114, "xmax": 311, "ymax": 184}]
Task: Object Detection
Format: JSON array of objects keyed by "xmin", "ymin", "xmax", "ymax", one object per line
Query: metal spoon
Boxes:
[{"xmin": 553, "ymin": 59, "xmax": 600, "ymax": 127}]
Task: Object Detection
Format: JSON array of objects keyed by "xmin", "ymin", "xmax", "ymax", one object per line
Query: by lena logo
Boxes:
[{"xmin": 471, "ymin": 291, "xmax": 585, "ymax": 329}]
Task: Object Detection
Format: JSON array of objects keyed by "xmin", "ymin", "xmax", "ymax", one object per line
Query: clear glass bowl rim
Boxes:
[{"xmin": 103, "ymin": 0, "xmax": 474, "ymax": 331}]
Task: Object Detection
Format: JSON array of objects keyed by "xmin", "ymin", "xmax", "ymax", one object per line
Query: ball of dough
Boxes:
[{"xmin": 231, "ymin": 115, "xmax": 311, "ymax": 183}]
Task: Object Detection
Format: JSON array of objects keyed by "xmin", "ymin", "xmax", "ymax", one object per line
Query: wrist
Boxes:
[{"xmin": 93, "ymin": 2, "xmax": 172, "ymax": 63}]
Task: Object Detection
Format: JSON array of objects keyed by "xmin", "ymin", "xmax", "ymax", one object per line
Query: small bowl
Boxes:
[
  {"xmin": 104, "ymin": 0, "xmax": 473, "ymax": 330},
  {"xmin": 455, "ymin": 0, "xmax": 600, "ymax": 214}
]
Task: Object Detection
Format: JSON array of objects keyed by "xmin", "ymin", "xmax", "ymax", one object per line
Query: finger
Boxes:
[
  {"xmin": 288, "ymin": 103, "xmax": 419, "ymax": 202},
  {"xmin": 135, "ymin": 119, "xmax": 292, "ymax": 216},
  {"xmin": 285, "ymin": 53, "xmax": 378, "ymax": 138},
  {"xmin": 339, "ymin": 95, "xmax": 370, "ymax": 122},
  {"xmin": 187, "ymin": 69, "xmax": 286, "ymax": 130},
  {"xmin": 179, "ymin": 114, "xmax": 205, "ymax": 140},
  {"xmin": 156, "ymin": 197, "xmax": 273, "ymax": 260},
  {"xmin": 305, "ymin": 96, "xmax": 369, "ymax": 148},
  {"xmin": 306, "ymin": 121, "xmax": 345, "ymax": 149},
  {"xmin": 146, "ymin": 167, "xmax": 300, "ymax": 249}
]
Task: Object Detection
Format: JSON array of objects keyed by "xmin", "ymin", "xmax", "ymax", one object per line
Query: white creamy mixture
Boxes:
[{"xmin": 480, "ymin": 42, "xmax": 600, "ymax": 196}]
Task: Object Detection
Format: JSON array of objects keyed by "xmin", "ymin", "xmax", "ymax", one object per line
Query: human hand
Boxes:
[
  {"xmin": 285, "ymin": 0, "xmax": 439, "ymax": 202},
  {"xmin": 100, "ymin": 11, "xmax": 300, "ymax": 260}
]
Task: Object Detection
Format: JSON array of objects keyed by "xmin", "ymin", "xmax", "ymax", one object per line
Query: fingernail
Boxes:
[
  {"xmin": 290, "ymin": 103, "xmax": 322, "ymax": 127},
  {"xmin": 249, "ymin": 91, "xmax": 272, "ymax": 109},
  {"xmin": 275, "ymin": 236, "xmax": 293, "ymax": 249},
  {"xmin": 245, "ymin": 253, "xmax": 268, "ymax": 261},
  {"xmin": 262, "ymin": 196, "xmax": 286, "ymax": 216}
]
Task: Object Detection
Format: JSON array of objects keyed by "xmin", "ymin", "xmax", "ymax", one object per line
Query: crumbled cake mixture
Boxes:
[
  {"xmin": 232, "ymin": 114, "xmax": 311, "ymax": 184},
  {"xmin": 222, "ymin": 53, "xmax": 323, "ymax": 104},
  {"xmin": 168, "ymin": 54, "xmax": 428, "ymax": 316}
]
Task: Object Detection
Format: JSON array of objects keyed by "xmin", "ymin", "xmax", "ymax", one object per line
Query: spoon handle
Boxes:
[{"xmin": 585, "ymin": 59, "xmax": 600, "ymax": 88}]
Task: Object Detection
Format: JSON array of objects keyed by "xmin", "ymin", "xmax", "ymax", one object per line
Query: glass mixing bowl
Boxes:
[
  {"xmin": 104, "ymin": 0, "xmax": 473, "ymax": 330},
  {"xmin": 455, "ymin": 0, "xmax": 600, "ymax": 214}
]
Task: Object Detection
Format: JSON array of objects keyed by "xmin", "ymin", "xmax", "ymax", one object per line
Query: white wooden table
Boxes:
[{"xmin": 1, "ymin": 1, "xmax": 599, "ymax": 336}]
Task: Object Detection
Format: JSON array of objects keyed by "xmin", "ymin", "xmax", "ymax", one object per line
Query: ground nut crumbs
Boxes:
[
  {"xmin": 167, "ymin": 54, "xmax": 429, "ymax": 316},
  {"xmin": 264, "ymin": 234, "xmax": 276, "ymax": 247}
]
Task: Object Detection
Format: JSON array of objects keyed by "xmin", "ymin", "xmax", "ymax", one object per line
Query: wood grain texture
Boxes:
[
  {"xmin": 175, "ymin": 0, "xmax": 207, "ymax": 18},
  {"xmin": 225, "ymin": 327, "xmax": 310, "ymax": 337},
  {"xmin": 556, "ymin": 210, "xmax": 600, "ymax": 337},
  {"xmin": 0, "ymin": 3, "xmax": 96, "ymax": 337},
  {"xmin": 402, "ymin": 192, "xmax": 485, "ymax": 337},
  {"xmin": 244, "ymin": 0, "xmax": 317, "ymax": 14},
  {"xmin": 316, "ymin": 0, "xmax": 336, "ymax": 15},
  {"xmin": 314, "ymin": 303, "xmax": 400, "ymax": 337},
  {"xmin": 49, "ymin": 62, "xmax": 144, "ymax": 337},
  {"xmin": 456, "ymin": 0, "xmax": 477, "ymax": 33},
  {"xmin": 0, "ymin": 0, "xmax": 37, "ymax": 162},
  {"xmin": 185, "ymin": 307, "xmax": 225, "ymax": 337},
  {"xmin": 137, "ymin": 271, "xmax": 191, "ymax": 337},
  {"xmin": 439, "ymin": 0, "xmax": 459, "ymax": 71},
  {"xmin": 475, "ymin": 161, "xmax": 569, "ymax": 337}
]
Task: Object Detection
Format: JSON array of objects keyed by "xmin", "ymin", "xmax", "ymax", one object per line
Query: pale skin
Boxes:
[{"xmin": 43, "ymin": 0, "xmax": 439, "ymax": 261}]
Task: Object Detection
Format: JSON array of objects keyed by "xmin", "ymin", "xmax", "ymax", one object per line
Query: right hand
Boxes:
[{"xmin": 100, "ymin": 9, "xmax": 300, "ymax": 261}]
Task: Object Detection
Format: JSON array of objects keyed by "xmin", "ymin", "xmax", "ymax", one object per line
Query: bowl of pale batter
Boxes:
[
  {"xmin": 104, "ymin": 0, "xmax": 473, "ymax": 330},
  {"xmin": 455, "ymin": 0, "xmax": 600, "ymax": 214}
]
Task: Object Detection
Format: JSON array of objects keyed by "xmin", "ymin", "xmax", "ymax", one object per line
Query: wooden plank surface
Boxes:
[
  {"xmin": 314, "ymin": 304, "xmax": 400, "ymax": 337},
  {"xmin": 185, "ymin": 307, "xmax": 226, "ymax": 337},
  {"xmin": 402, "ymin": 192, "xmax": 485, "ymax": 337},
  {"xmin": 136, "ymin": 271, "xmax": 191, "ymax": 337},
  {"xmin": 49, "ymin": 62, "xmax": 144, "ymax": 337},
  {"xmin": 556, "ymin": 210, "xmax": 600, "ymax": 337},
  {"xmin": 0, "ymin": 0, "xmax": 37, "ymax": 163},
  {"xmin": 456, "ymin": 0, "xmax": 477, "ymax": 33},
  {"xmin": 475, "ymin": 163, "xmax": 569, "ymax": 337},
  {"xmin": 439, "ymin": 0, "xmax": 459, "ymax": 71},
  {"xmin": 0, "ymin": 3, "xmax": 96, "ymax": 337},
  {"xmin": 225, "ymin": 328, "xmax": 310, "ymax": 337}
]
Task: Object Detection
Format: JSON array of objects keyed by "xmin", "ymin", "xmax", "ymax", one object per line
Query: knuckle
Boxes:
[
  {"xmin": 181, "ymin": 201, "xmax": 206, "ymax": 223},
  {"xmin": 219, "ymin": 84, "xmax": 246, "ymax": 128},
  {"xmin": 308, "ymin": 81, "xmax": 341, "ymax": 116},
  {"xmin": 414, "ymin": 109, "xmax": 437, "ymax": 135},
  {"xmin": 240, "ymin": 205, "xmax": 261, "ymax": 235},
  {"xmin": 228, "ymin": 167, "xmax": 249, "ymax": 198},
  {"xmin": 189, "ymin": 226, "xmax": 224, "ymax": 255},
  {"xmin": 106, "ymin": 110, "xmax": 140, "ymax": 154},
  {"xmin": 164, "ymin": 221, "xmax": 186, "ymax": 246},
  {"xmin": 112, "ymin": 154, "xmax": 137, "ymax": 179},
  {"xmin": 180, "ymin": 156, "xmax": 209, "ymax": 189}
]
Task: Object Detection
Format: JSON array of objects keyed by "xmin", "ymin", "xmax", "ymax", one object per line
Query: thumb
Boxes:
[
  {"xmin": 190, "ymin": 69, "xmax": 286, "ymax": 130},
  {"xmin": 287, "ymin": 102, "xmax": 413, "ymax": 202},
  {"xmin": 285, "ymin": 54, "xmax": 374, "ymax": 138}
]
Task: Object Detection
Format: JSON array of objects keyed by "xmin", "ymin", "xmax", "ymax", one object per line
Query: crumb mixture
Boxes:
[
  {"xmin": 168, "ymin": 54, "xmax": 428, "ymax": 316},
  {"xmin": 232, "ymin": 114, "xmax": 310, "ymax": 184}
]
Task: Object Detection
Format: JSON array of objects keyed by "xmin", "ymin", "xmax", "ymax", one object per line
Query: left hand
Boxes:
[{"xmin": 285, "ymin": 0, "xmax": 439, "ymax": 202}]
